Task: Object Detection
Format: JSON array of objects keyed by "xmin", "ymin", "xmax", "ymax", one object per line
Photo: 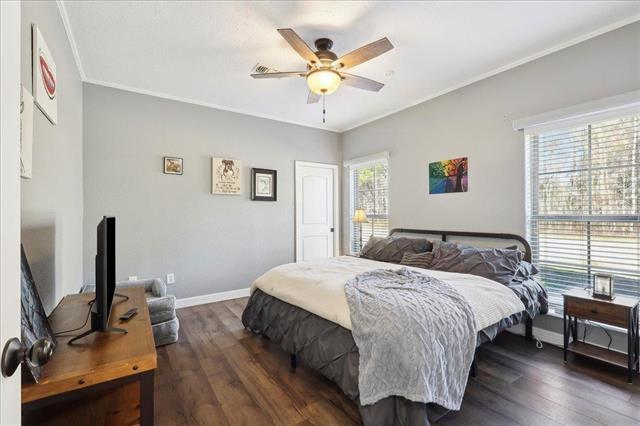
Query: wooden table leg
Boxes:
[
  {"xmin": 140, "ymin": 370, "xmax": 155, "ymax": 426},
  {"xmin": 627, "ymin": 309, "xmax": 636, "ymax": 383},
  {"xmin": 563, "ymin": 308, "xmax": 568, "ymax": 363},
  {"xmin": 635, "ymin": 306, "xmax": 639, "ymax": 374}
]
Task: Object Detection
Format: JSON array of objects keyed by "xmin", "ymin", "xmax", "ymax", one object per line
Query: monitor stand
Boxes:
[
  {"xmin": 68, "ymin": 326, "xmax": 127, "ymax": 345},
  {"xmin": 69, "ymin": 293, "xmax": 131, "ymax": 345},
  {"xmin": 114, "ymin": 292, "xmax": 129, "ymax": 301},
  {"xmin": 85, "ymin": 292, "xmax": 129, "ymax": 305}
]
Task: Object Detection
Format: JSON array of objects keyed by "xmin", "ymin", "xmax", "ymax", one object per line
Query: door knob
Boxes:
[{"xmin": 1, "ymin": 337, "xmax": 53, "ymax": 378}]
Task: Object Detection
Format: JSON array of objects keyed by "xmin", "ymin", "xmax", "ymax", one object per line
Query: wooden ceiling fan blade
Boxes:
[
  {"xmin": 341, "ymin": 73, "xmax": 385, "ymax": 92},
  {"xmin": 277, "ymin": 28, "xmax": 321, "ymax": 65},
  {"xmin": 332, "ymin": 37, "xmax": 393, "ymax": 70},
  {"xmin": 251, "ymin": 71, "xmax": 307, "ymax": 79},
  {"xmin": 307, "ymin": 91, "xmax": 320, "ymax": 104}
]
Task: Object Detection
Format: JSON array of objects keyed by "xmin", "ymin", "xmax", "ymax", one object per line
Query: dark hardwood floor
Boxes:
[{"xmin": 156, "ymin": 298, "xmax": 640, "ymax": 425}]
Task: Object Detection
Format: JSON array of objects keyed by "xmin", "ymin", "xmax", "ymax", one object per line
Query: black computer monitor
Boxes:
[
  {"xmin": 68, "ymin": 216, "xmax": 127, "ymax": 345},
  {"xmin": 92, "ymin": 216, "xmax": 116, "ymax": 331}
]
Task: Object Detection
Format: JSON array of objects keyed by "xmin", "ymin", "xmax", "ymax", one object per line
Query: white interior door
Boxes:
[
  {"xmin": 1, "ymin": 1, "xmax": 23, "ymax": 424},
  {"xmin": 295, "ymin": 161, "xmax": 339, "ymax": 262}
]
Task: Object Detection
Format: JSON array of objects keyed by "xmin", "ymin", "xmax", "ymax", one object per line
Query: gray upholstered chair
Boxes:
[{"xmin": 82, "ymin": 278, "xmax": 179, "ymax": 346}]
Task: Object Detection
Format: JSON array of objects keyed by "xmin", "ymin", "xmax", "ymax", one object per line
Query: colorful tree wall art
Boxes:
[{"xmin": 428, "ymin": 157, "xmax": 468, "ymax": 194}]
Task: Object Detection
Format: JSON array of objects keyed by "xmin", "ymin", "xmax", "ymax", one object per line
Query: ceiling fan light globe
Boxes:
[{"xmin": 306, "ymin": 69, "xmax": 341, "ymax": 95}]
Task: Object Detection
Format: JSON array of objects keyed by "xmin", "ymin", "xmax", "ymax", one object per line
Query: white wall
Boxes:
[
  {"xmin": 83, "ymin": 84, "xmax": 340, "ymax": 299},
  {"xmin": 21, "ymin": 1, "xmax": 84, "ymax": 313},
  {"xmin": 341, "ymin": 22, "xmax": 640, "ymax": 252}
]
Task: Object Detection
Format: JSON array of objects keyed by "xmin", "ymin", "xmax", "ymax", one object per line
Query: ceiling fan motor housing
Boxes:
[{"xmin": 314, "ymin": 38, "xmax": 338, "ymax": 63}]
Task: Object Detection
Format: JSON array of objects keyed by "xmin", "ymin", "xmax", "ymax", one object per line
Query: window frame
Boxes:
[
  {"xmin": 524, "ymin": 110, "xmax": 639, "ymax": 312},
  {"xmin": 345, "ymin": 152, "xmax": 390, "ymax": 255}
]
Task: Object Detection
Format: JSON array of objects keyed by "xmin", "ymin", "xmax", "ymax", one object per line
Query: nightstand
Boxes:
[{"xmin": 563, "ymin": 288, "xmax": 639, "ymax": 383}]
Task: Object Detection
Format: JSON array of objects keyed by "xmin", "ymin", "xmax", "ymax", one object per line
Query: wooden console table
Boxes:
[
  {"xmin": 22, "ymin": 287, "xmax": 157, "ymax": 425},
  {"xmin": 563, "ymin": 288, "xmax": 639, "ymax": 383}
]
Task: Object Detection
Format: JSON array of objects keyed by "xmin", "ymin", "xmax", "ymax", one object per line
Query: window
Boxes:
[
  {"xmin": 347, "ymin": 154, "xmax": 389, "ymax": 253},
  {"xmin": 525, "ymin": 113, "xmax": 639, "ymax": 311}
]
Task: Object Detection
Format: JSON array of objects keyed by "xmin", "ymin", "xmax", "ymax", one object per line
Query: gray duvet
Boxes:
[{"xmin": 242, "ymin": 276, "xmax": 547, "ymax": 426}]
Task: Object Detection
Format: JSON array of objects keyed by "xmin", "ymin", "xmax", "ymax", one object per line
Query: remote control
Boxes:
[{"xmin": 119, "ymin": 307, "xmax": 138, "ymax": 321}]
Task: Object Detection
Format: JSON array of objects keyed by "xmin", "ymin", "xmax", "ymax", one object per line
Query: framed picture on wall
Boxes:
[
  {"xmin": 163, "ymin": 156, "xmax": 183, "ymax": 175},
  {"xmin": 251, "ymin": 168, "xmax": 277, "ymax": 201},
  {"xmin": 212, "ymin": 157, "xmax": 242, "ymax": 195},
  {"xmin": 428, "ymin": 157, "xmax": 468, "ymax": 194},
  {"xmin": 21, "ymin": 86, "xmax": 34, "ymax": 179},
  {"xmin": 32, "ymin": 24, "xmax": 57, "ymax": 125}
]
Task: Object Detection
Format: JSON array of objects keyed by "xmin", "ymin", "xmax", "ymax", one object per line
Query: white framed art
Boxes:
[
  {"xmin": 32, "ymin": 24, "xmax": 57, "ymax": 125},
  {"xmin": 211, "ymin": 157, "xmax": 242, "ymax": 195},
  {"xmin": 20, "ymin": 86, "xmax": 34, "ymax": 179}
]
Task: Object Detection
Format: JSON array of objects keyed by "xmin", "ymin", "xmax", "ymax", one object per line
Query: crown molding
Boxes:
[
  {"xmin": 83, "ymin": 78, "xmax": 342, "ymax": 132},
  {"xmin": 341, "ymin": 13, "xmax": 640, "ymax": 133},
  {"xmin": 57, "ymin": 1, "xmax": 86, "ymax": 80}
]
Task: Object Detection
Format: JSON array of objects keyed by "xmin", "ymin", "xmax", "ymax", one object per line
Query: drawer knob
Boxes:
[
  {"xmin": 591, "ymin": 309, "xmax": 598, "ymax": 314},
  {"xmin": 78, "ymin": 378, "xmax": 85, "ymax": 385},
  {"xmin": 132, "ymin": 365, "xmax": 139, "ymax": 371}
]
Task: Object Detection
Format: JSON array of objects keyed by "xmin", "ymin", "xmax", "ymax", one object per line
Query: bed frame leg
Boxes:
[
  {"xmin": 470, "ymin": 352, "xmax": 477, "ymax": 378},
  {"xmin": 525, "ymin": 317, "xmax": 533, "ymax": 341},
  {"xmin": 290, "ymin": 354, "xmax": 297, "ymax": 369}
]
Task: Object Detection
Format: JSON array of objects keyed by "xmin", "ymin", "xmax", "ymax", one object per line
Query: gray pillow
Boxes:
[
  {"xmin": 430, "ymin": 241, "xmax": 523, "ymax": 285},
  {"xmin": 511, "ymin": 261, "xmax": 540, "ymax": 284},
  {"xmin": 360, "ymin": 236, "xmax": 432, "ymax": 264},
  {"xmin": 400, "ymin": 251, "xmax": 434, "ymax": 269}
]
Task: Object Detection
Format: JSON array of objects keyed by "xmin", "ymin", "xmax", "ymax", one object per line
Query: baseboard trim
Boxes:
[
  {"xmin": 176, "ymin": 288, "xmax": 250, "ymax": 309},
  {"xmin": 509, "ymin": 323, "xmax": 564, "ymax": 346}
]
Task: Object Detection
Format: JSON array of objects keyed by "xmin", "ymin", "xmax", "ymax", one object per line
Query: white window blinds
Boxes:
[
  {"xmin": 525, "ymin": 113, "xmax": 640, "ymax": 311},
  {"xmin": 348, "ymin": 158, "xmax": 389, "ymax": 253}
]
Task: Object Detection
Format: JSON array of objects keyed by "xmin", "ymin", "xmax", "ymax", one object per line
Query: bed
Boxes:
[{"xmin": 242, "ymin": 229, "xmax": 548, "ymax": 425}]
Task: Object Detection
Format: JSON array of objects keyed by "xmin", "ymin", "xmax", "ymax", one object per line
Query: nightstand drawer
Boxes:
[{"xmin": 565, "ymin": 297, "xmax": 628, "ymax": 327}]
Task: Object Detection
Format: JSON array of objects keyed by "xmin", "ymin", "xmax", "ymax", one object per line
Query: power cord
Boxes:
[
  {"xmin": 582, "ymin": 319, "xmax": 613, "ymax": 350},
  {"xmin": 53, "ymin": 299, "xmax": 95, "ymax": 336}
]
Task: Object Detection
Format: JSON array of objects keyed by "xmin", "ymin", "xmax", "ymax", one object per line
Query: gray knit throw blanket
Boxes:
[{"xmin": 345, "ymin": 268, "xmax": 477, "ymax": 410}]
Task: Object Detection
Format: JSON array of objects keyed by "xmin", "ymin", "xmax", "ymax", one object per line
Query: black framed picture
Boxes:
[
  {"xmin": 163, "ymin": 156, "xmax": 183, "ymax": 175},
  {"xmin": 592, "ymin": 273, "xmax": 614, "ymax": 300},
  {"xmin": 251, "ymin": 168, "xmax": 277, "ymax": 201}
]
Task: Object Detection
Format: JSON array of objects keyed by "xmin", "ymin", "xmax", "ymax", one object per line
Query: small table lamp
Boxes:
[{"xmin": 351, "ymin": 209, "xmax": 369, "ymax": 251}]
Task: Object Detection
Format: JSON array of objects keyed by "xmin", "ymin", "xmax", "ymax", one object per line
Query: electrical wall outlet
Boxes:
[
  {"xmin": 128, "ymin": 275, "xmax": 138, "ymax": 281},
  {"xmin": 166, "ymin": 273, "xmax": 175, "ymax": 285}
]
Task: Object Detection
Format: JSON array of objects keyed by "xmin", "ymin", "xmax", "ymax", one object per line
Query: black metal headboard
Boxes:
[{"xmin": 389, "ymin": 228, "xmax": 532, "ymax": 263}]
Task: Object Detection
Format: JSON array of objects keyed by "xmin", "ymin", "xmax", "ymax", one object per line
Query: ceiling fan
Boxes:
[{"xmin": 251, "ymin": 28, "xmax": 394, "ymax": 107}]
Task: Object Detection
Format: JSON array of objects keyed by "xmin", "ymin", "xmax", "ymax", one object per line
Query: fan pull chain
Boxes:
[{"xmin": 322, "ymin": 93, "xmax": 326, "ymax": 124}]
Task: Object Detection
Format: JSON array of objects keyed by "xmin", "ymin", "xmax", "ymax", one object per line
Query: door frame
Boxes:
[
  {"xmin": 294, "ymin": 161, "xmax": 340, "ymax": 262},
  {"xmin": 1, "ymin": 1, "xmax": 23, "ymax": 424}
]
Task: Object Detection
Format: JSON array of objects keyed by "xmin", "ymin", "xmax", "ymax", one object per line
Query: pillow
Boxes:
[
  {"xmin": 430, "ymin": 241, "xmax": 523, "ymax": 285},
  {"xmin": 511, "ymin": 260, "xmax": 540, "ymax": 284},
  {"xmin": 400, "ymin": 251, "xmax": 434, "ymax": 269},
  {"xmin": 360, "ymin": 236, "xmax": 432, "ymax": 264}
]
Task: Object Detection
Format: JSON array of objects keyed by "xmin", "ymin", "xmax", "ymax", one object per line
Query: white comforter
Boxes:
[{"xmin": 251, "ymin": 256, "xmax": 525, "ymax": 331}]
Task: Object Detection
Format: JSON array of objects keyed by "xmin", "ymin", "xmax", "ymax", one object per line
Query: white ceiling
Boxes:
[{"xmin": 60, "ymin": 1, "xmax": 640, "ymax": 132}]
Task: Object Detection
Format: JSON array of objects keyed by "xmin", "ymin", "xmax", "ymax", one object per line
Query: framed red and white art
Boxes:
[{"xmin": 32, "ymin": 24, "xmax": 57, "ymax": 125}]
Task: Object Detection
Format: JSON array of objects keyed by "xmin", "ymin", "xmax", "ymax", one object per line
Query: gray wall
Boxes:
[
  {"xmin": 341, "ymin": 22, "xmax": 640, "ymax": 348},
  {"xmin": 21, "ymin": 1, "xmax": 84, "ymax": 313},
  {"xmin": 83, "ymin": 84, "xmax": 340, "ymax": 299}
]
